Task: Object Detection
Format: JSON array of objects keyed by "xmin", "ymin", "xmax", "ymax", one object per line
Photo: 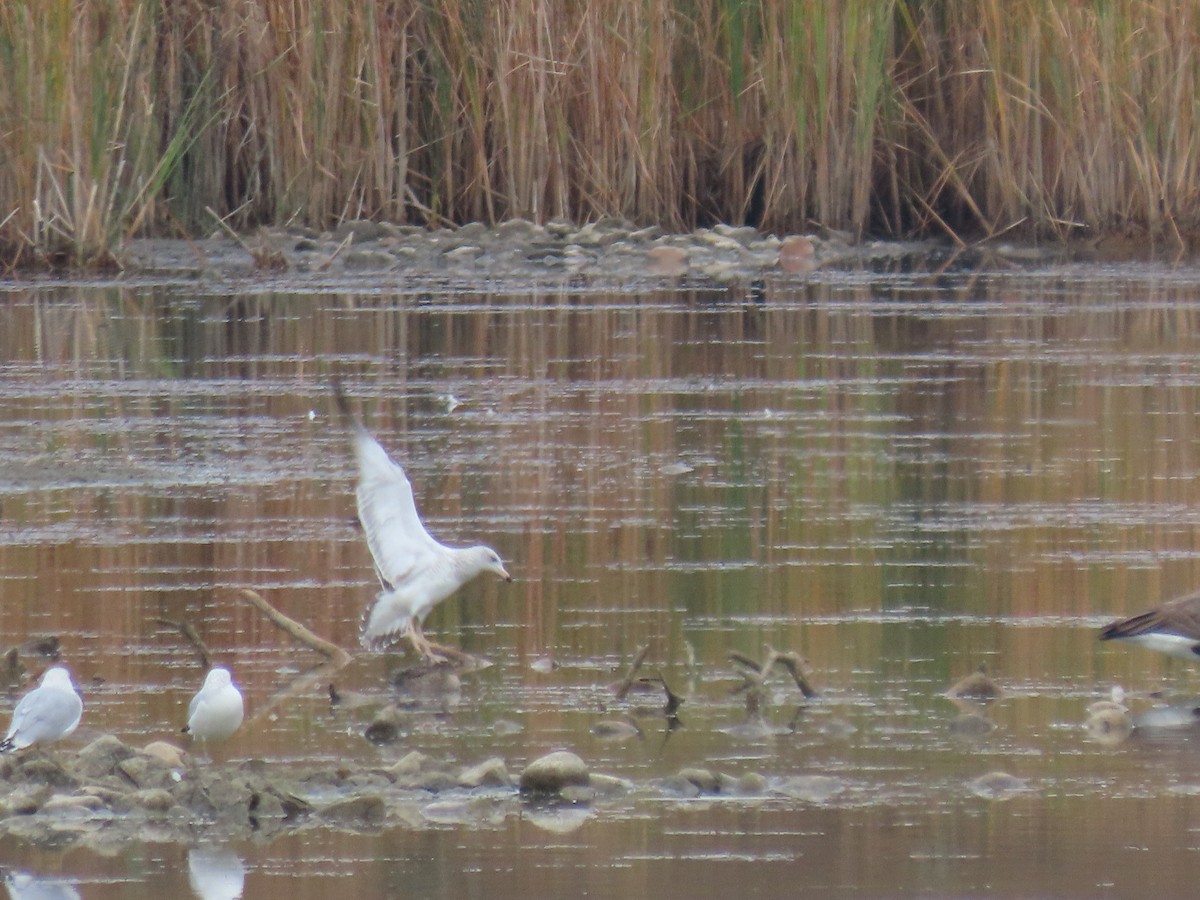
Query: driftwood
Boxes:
[
  {"xmin": 730, "ymin": 644, "xmax": 818, "ymax": 699},
  {"xmin": 234, "ymin": 589, "xmax": 355, "ymax": 725},
  {"xmin": 155, "ymin": 618, "xmax": 213, "ymax": 669},
  {"xmin": 236, "ymin": 589, "xmax": 352, "ymax": 666},
  {"xmin": 611, "ymin": 644, "xmax": 651, "ymax": 700},
  {"xmin": 608, "ymin": 644, "xmax": 684, "ymax": 718}
]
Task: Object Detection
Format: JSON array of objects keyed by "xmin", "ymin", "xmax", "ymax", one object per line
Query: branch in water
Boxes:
[{"xmin": 236, "ymin": 589, "xmax": 352, "ymax": 665}]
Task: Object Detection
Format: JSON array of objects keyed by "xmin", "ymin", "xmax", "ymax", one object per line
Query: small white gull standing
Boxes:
[
  {"xmin": 334, "ymin": 382, "xmax": 512, "ymax": 659},
  {"xmin": 182, "ymin": 667, "xmax": 244, "ymax": 743},
  {"xmin": 0, "ymin": 666, "xmax": 83, "ymax": 752}
]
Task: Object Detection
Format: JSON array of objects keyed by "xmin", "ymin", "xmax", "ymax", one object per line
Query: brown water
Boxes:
[{"xmin": 6, "ymin": 261, "xmax": 1200, "ymax": 897}]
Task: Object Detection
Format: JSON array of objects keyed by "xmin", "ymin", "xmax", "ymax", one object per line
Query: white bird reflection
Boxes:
[
  {"xmin": 187, "ymin": 846, "xmax": 246, "ymax": 900},
  {"xmin": 2, "ymin": 870, "xmax": 81, "ymax": 900}
]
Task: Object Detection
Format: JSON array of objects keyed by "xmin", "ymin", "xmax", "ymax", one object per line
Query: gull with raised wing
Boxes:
[
  {"xmin": 182, "ymin": 667, "xmax": 244, "ymax": 744},
  {"xmin": 0, "ymin": 666, "xmax": 82, "ymax": 752},
  {"xmin": 334, "ymin": 382, "xmax": 512, "ymax": 659}
]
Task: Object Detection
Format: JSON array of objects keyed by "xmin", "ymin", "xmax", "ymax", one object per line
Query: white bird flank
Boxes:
[
  {"xmin": 334, "ymin": 382, "xmax": 511, "ymax": 658},
  {"xmin": 1, "ymin": 666, "xmax": 82, "ymax": 752},
  {"xmin": 185, "ymin": 667, "xmax": 244, "ymax": 743}
]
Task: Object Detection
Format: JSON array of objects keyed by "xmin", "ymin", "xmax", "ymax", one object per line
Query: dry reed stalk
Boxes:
[{"xmin": 7, "ymin": 0, "xmax": 1200, "ymax": 267}]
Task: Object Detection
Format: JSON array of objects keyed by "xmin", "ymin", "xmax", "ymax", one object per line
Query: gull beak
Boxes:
[{"xmin": 499, "ymin": 565, "xmax": 513, "ymax": 583}]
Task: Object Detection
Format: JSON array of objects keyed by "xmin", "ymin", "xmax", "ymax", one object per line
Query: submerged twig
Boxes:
[
  {"xmin": 156, "ymin": 617, "xmax": 213, "ymax": 669},
  {"xmin": 729, "ymin": 644, "xmax": 819, "ymax": 700},
  {"xmin": 611, "ymin": 644, "xmax": 651, "ymax": 700}
]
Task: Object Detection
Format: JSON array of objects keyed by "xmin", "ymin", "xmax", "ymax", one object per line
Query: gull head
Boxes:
[
  {"xmin": 203, "ymin": 667, "xmax": 233, "ymax": 691},
  {"xmin": 467, "ymin": 546, "xmax": 512, "ymax": 583},
  {"xmin": 42, "ymin": 667, "xmax": 74, "ymax": 689}
]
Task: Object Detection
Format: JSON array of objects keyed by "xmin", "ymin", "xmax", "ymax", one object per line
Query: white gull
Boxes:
[
  {"xmin": 183, "ymin": 667, "xmax": 244, "ymax": 743},
  {"xmin": 0, "ymin": 666, "xmax": 82, "ymax": 752},
  {"xmin": 334, "ymin": 383, "xmax": 512, "ymax": 659}
]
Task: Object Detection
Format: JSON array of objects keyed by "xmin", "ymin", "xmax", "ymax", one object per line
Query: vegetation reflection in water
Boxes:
[{"xmin": 5, "ymin": 269, "xmax": 1200, "ymax": 895}]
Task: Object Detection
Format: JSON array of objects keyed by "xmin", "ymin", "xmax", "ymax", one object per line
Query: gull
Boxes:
[
  {"xmin": 182, "ymin": 667, "xmax": 244, "ymax": 743},
  {"xmin": 0, "ymin": 666, "xmax": 82, "ymax": 752},
  {"xmin": 334, "ymin": 381, "xmax": 512, "ymax": 659},
  {"xmin": 1099, "ymin": 590, "xmax": 1200, "ymax": 661}
]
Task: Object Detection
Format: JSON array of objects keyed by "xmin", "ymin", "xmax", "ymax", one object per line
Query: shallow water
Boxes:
[{"xmin": 6, "ymin": 261, "xmax": 1200, "ymax": 895}]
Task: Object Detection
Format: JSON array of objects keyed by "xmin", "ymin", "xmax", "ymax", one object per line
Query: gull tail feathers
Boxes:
[
  {"xmin": 358, "ymin": 599, "xmax": 411, "ymax": 652},
  {"xmin": 0, "ymin": 737, "xmax": 14, "ymax": 753}
]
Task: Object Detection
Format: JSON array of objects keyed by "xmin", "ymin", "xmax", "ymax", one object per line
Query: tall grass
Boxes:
[{"xmin": 3, "ymin": 0, "xmax": 1200, "ymax": 268}]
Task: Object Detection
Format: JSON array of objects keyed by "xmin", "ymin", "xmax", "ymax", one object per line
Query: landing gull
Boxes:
[
  {"xmin": 182, "ymin": 667, "xmax": 244, "ymax": 743},
  {"xmin": 334, "ymin": 382, "xmax": 512, "ymax": 659},
  {"xmin": 0, "ymin": 666, "xmax": 82, "ymax": 752}
]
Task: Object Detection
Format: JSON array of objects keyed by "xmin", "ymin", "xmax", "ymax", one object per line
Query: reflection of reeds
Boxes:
[{"xmin": 6, "ymin": 1, "xmax": 1200, "ymax": 266}]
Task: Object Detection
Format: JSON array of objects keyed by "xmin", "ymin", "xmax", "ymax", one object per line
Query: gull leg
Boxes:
[{"xmin": 408, "ymin": 621, "xmax": 448, "ymax": 663}]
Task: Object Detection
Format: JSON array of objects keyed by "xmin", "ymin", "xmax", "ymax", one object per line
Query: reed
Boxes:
[{"xmin": 3, "ymin": 0, "xmax": 1200, "ymax": 268}]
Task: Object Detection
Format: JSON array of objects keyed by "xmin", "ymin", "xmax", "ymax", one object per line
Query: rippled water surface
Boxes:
[{"xmin": 7, "ymin": 261, "xmax": 1200, "ymax": 896}]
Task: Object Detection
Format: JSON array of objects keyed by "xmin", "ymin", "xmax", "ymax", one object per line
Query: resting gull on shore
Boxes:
[
  {"xmin": 333, "ymin": 381, "xmax": 512, "ymax": 660},
  {"xmin": 0, "ymin": 666, "xmax": 82, "ymax": 752},
  {"xmin": 182, "ymin": 666, "xmax": 244, "ymax": 744}
]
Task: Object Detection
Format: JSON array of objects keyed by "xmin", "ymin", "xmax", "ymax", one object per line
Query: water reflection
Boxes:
[
  {"xmin": 4, "ymin": 266, "xmax": 1200, "ymax": 894},
  {"xmin": 2, "ymin": 871, "xmax": 80, "ymax": 900},
  {"xmin": 187, "ymin": 846, "xmax": 245, "ymax": 900}
]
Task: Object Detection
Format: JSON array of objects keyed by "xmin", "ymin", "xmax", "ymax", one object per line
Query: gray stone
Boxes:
[
  {"xmin": 75, "ymin": 735, "xmax": 137, "ymax": 779},
  {"xmin": 678, "ymin": 767, "xmax": 721, "ymax": 794},
  {"xmin": 519, "ymin": 750, "xmax": 590, "ymax": 796},
  {"xmin": 319, "ymin": 794, "xmax": 385, "ymax": 828},
  {"xmin": 458, "ymin": 757, "xmax": 511, "ymax": 789}
]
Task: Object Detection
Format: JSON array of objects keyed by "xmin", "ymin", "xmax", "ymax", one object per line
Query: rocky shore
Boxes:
[
  {"xmin": 0, "ymin": 735, "xmax": 804, "ymax": 848},
  {"xmin": 112, "ymin": 219, "xmax": 1003, "ymax": 289}
]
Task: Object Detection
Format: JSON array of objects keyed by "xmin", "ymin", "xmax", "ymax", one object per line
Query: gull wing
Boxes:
[
  {"xmin": 352, "ymin": 426, "xmax": 443, "ymax": 590},
  {"xmin": 8, "ymin": 684, "xmax": 80, "ymax": 746}
]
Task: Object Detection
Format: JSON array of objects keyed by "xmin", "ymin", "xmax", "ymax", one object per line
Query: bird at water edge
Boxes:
[
  {"xmin": 0, "ymin": 666, "xmax": 83, "ymax": 752},
  {"xmin": 182, "ymin": 667, "xmax": 244, "ymax": 744},
  {"xmin": 332, "ymin": 380, "xmax": 512, "ymax": 660},
  {"xmin": 1099, "ymin": 590, "xmax": 1200, "ymax": 662}
]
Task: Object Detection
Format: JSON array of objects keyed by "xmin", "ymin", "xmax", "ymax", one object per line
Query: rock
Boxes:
[
  {"xmin": 646, "ymin": 245, "xmax": 688, "ymax": 276},
  {"xmin": 945, "ymin": 667, "xmax": 1003, "ymax": 702},
  {"xmin": 332, "ymin": 220, "xmax": 387, "ymax": 242},
  {"xmin": 519, "ymin": 751, "xmax": 590, "ymax": 797},
  {"xmin": 388, "ymin": 750, "xmax": 431, "ymax": 778},
  {"xmin": 736, "ymin": 772, "xmax": 768, "ymax": 794},
  {"xmin": 342, "ymin": 250, "xmax": 395, "ymax": 271},
  {"xmin": 39, "ymin": 793, "xmax": 106, "ymax": 816},
  {"xmin": 588, "ymin": 773, "xmax": 631, "ymax": 799},
  {"xmin": 1085, "ymin": 705, "xmax": 1134, "ymax": 745},
  {"xmin": 130, "ymin": 788, "xmax": 177, "ymax": 813},
  {"xmin": 117, "ymin": 754, "xmax": 180, "ymax": 791},
  {"xmin": 0, "ymin": 784, "xmax": 53, "ymax": 815},
  {"xmin": 967, "ymin": 771, "xmax": 1029, "ymax": 799},
  {"xmin": 75, "ymin": 735, "xmax": 137, "ymax": 779},
  {"xmin": 590, "ymin": 720, "xmax": 641, "ymax": 741},
  {"xmin": 677, "ymin": 767, "xmax": 721, "ymax": 794},
  {"xmin": 142, "ymin": 741, "xmax": 187, "ymax": 769},
  {"xmin": 319, "ymin": 794, "xmax": 385, "ymax": 828},
  {"xmin": 776, "ymin": 775, "xmax": 845, "ymax": 803},
  {"xmin": 458, "ymin": 757, "xmax": 510, "ymax": 789},
  {"xmin": 778, "ymin": 235, "xmax": 816, "ymax": 273},
  {"xmin": 6, "ymin": 755, "xmax": 75, "ymax": 788},
  {"xmin": 365, "ymin": 706, "xmax": 403, "ymax": 745}
]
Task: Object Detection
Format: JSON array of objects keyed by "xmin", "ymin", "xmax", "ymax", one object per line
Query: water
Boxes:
[{"xmin": 5, "ymin": 261, "xmax": 1200, "ymax": 896}]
